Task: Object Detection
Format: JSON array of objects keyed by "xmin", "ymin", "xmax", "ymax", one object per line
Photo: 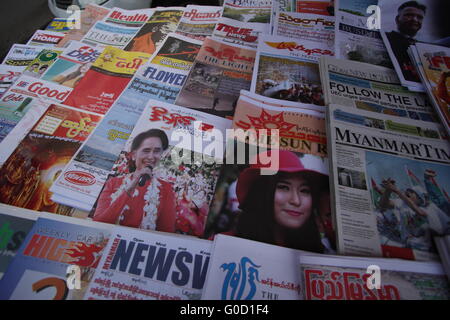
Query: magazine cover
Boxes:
[
  {"xmin": 84, "ymin": 227, "xmax": 212, "ymax": 300},
  {"xmin": 410, "ymin": 43, "xmax": 450, "ymax": 136},
  {"xmin": 0, "ymin": 216, "xmax": 111, "ymax": 300},
  {"xmin": 0, "ymin": 65, "xmax": 24, "ymax": 98},
  {"xmin": 334, "ymin": 0, "xmax": 392, "ymax": 68},
  {"xmin": 175, "ymin": 5, "xmax": 223, "ymax": 41},
  {"xmin": 379, "ymin": 0, "xmax": 449, "ymax": 91},
  {"xmin": 63, "ymin": 46, "xmax": 150, "ymax": 114},
  {"xmin": 176, "ymin": 37, "xmax": 256, "ymax": 117},
  {"xmin": 49, "ymin": 34, "xmax": 203, "ymax": 212},
  {"xmin": 251, "ymin": 34, "xmax": 332, "ymax": 106},
  {"xmin": 125, "ymin": 8, "xmax": 185, "ymax": 55},
  {"xmin": 2, "ymin": 44, "xmax": 43, "ymax": 67},
  {"xmin": 320, "ymin": 56, "xmax": 437, "ymax": 122},
  {"xmin": 0, "ymin": 204, "xmax": 37, "ymax": 280},
  {"xmin": 204, "ymin": 95, "xmax": 334, "ymax": 254},
  {"xmin": 26, "ymin": 30, "xmax": 65, "ymax": 47},
  {"xmin": 81, "ymin": 21, "xmax": 141, "ymax": 49},
  {"xmin": 45, "ymin": 17, "xmax": 76, "ymax": 33},
  {"xmin": 211, "ymin": 17, "xmax": 261, "ymax": 49},
  {"xmin": 0, "ymin": 99, "xmax": 50, "ymax": 166},
  {"xmin": 328, "ymin": 104, "xmax": 450, "ymax": 261},
  {"xmin": 41, "ymin": 41, "xmax": 102, "ymax": 89},
  {"xmin": 56, "ymin": 4, "xmax": 111, "ymax": 48},
  {"xmin": 299, "ymin": 254, "xmax": 450, "ymax": 299},
  {"xmin": 0, "ymin": 76, "xmax": 73, "ymax": 143},
  {"xmin": 222, "ymin": 0, "xmax": 272, "ymax": 34},
  {"xmin": 201, "ymin": 234, "xmax": 303, "ymax": 300},
  {"xmin": 0, "ymin": 103, "xmax": 102, "ymax": 214},
  {"xmin": 273, "ymin": 10, "xmax": 335, "ymax": 51},
  {"xmin": 22, "ymin": 49, "xmax": 63, "ymax": 79},
  {"xmin": 104, "ymin": 7, "xmax": 154, "ymax": 28},
  {"xmin": 85, "ymin": 100, "xmax": 231, "ymax": 237}
]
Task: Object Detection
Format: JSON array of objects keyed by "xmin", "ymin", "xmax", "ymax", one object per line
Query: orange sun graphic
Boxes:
[{"xmin": 247, "ymin": 110, "xmax": 296, "ymax": 132}]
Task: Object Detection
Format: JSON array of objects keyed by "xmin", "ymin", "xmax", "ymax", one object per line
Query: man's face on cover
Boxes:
[{"xmin": 396, "ymin": 6, "xmax": 425, "ymax": 37}]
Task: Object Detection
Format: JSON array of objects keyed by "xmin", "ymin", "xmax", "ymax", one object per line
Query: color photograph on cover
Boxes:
[
  {"xmin": 366, "ymin": 151, "xmax": 450, "ymax": 257},
  {"xmin": 254, "ymin": 55, "xmax": 324, "ymax": 105},
  {"xmin": 379, "ymin": 0, "xmax": 450, "ymax": 86},
  {"xmin": 0, "ymin": 104, "xmax": 101, "ymax": 214},
  {"xmin": 205, "ymin": 146, "xmax": 335, "ymax": 254},
  {"xmin": 90, "ymin": 127, "xmax": 222, "ymax": 238}
]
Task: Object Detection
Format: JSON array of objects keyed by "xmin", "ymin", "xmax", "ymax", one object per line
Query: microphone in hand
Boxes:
[{"xmin": 138, "ymin": 165, "xmax": 153, "ymax": 187}]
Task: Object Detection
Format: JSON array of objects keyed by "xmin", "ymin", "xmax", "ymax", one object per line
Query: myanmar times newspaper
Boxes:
[
  {"xmin": 84, "ymin": 227, "xmax": 212, "ymax": 300},
  {"xmin": 328, "ymin": 104, "xmax": 450, "ymax": 262},
  {"xmin": 299, "ymin": 254, "xmax": 450, "ymax": 300},
  {"xmin": 320, "ymin": 56, "xmax": 437, "ymax": 123}
]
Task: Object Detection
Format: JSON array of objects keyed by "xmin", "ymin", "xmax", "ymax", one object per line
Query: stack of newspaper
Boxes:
[{"xmin": 0, "ymin": 0, "xmax": 448, "ymax": 300}]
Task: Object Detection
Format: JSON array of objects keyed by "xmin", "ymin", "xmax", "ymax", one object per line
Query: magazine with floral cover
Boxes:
[
  {"xmin": 176, "ymin": 37, "xmax": 256, "ymax": 117},
  {"xmin": 124, "ymin": 7, "xmax": 185, "ymax": 55},
  {"xmin": 319, "ymin": 56, "xmax": 437, "ymax": 122},
  {"xmin": 299, "ymin": 253, "xmax": 450, "ymax": 299},
  {"xmin": 84, "ymin": 226, "xmax": 212, "ymax": 300},
  {"xmin": 0, "ymin": 204, "xmax": 37, "ymax": 280},
  {"xmin": 0, "ymin": 103, "xmax": 102, "ymax": 214},
  {"xmin": 63, "ymin": 46, "xmax": 150, "ymax": 115},
  {"xmin": 0, "ymin": 216, "xmax": 111, "ymax": 300},
  {"xmin": 328, "ymin": 103, "xmax": 450, "ymax": 261},
  {"xmin": 175, "ymin": 5, "xmax": 223, "ymax": 41},
  {"xmin": 49, "ymin": 34, "xmax": 204, "ymax": 213},
  {"xmin": 201, "ymin": 234, "xmax": 303, "ymax": 300},
  {"xmin": 251, "ymin": 34, "xmax": 332, "ymax": 106}
]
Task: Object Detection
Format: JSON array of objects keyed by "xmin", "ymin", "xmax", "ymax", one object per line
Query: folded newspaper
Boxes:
[{"xmin": 328, "ymin": 103, "xmax": 450, "ymax": 261}]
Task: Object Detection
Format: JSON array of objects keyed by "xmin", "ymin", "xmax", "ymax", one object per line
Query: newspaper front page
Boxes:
[
  {"xmin": 320, "ymin": 56, "xmax": 437, "ymax": 122},
  {"xmin": 328, "ymin": 104, "xmax": 450, "ymax": 261},
  {"xmin": 299, "ymin": 254, "xmax": 450, "ymax": 299},
  {"xmin": 251, "ymin": 34, "xmax": 332, "ymax": 106},
  {"xmin": 334, "ymin": 0, "xmax": 392, "ymax": 68}
]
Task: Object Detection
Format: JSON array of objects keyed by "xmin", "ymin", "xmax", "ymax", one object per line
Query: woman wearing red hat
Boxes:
[{"xmin": 235, "ymin": 149, "xmax": 328, "ymax": 253}]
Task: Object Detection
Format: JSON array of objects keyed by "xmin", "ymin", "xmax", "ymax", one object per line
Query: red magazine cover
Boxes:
[
  {"xmin": 0, "ymin": 104, "xmax": 102, "ymax": 214},
  {"xmin": 63, "ymin": 46, "xmax": 150, "ymax": 114}
]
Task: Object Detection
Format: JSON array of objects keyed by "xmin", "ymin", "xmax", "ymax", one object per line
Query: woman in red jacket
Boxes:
[{"xmin": 93, "ymin": 129, "xmax": 176, "ymax": 232}]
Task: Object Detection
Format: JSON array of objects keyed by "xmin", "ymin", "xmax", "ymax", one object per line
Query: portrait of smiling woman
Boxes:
[
  {"xmin": 93, "ymin": 128, "xmax": 176, "ymax": 232},
  {"xmin": 235, "ymin": 150, "xmax": 328, "ymax": 253}
]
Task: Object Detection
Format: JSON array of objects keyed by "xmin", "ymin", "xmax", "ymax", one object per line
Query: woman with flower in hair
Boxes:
[
  {"xmin": 235, "ymin": 150, "xmax": 328, "ymax": 252},
  {"xmin": 93, "ymin": 129, "xmax": 176, "ymax": 232}
]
